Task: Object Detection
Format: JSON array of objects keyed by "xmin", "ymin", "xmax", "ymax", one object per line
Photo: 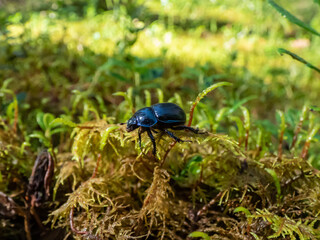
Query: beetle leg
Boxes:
[
  {"xmin": 164, "ymin": 129, "xmax": 185, "ymax": 143},
  {"xmin": 138, "ymin": 128, "xmax": 143, "ymax": 152},
  {"xmin": 171, "ymin": 125, "xmax": 204, "ymax": 134},
  {"xmin": 151, "ymin": 129, "xmax": 158, "ymax": 134},
  {"xmin": 146, "ymin": 128, "xmax": 157, "ymax": 155}
]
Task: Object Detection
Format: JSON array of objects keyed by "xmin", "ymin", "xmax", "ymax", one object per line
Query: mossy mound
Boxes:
[{"xmin": 46, "ymin": 121, "xmax": 320, "ymax": 239}]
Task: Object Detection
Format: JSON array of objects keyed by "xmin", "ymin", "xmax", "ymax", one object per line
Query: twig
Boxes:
[
  {"xmin": 301, "ymin": 142, "xmax": 310, "ymax": 159},
  {"xmin": 69, "ymin": 206, "xmax": 88, "ymax": 235},
  {"xmin": 24, "ymin": 202, "xmax": 32, "ymax": 240},
  {"xmin": 77, "ymin": 125, "xmax": 95, "ymax": 129},
  {"xmin": 291, "ymin": 106, "xmax": 308, "ymax": 150},
  {"xmin": 13, "ymin": 101, "xmax": 18, "ymax": 134},
  {"xmin": 30, "ymin": 206, "xmax": 45, "ymax": 231},
  {"xmin": 24, "ymin": 212, "xmax": 32, "ymax": 240},
  {"xmin": 160, "ymin": 141, "xmax": 177, "ymax": 167},
  {"xmin": 69, "ymin": 206, "xmax": 102, "ymax": 240},
  {"xmin": 187, "ymin": 103, "xmax": 197, "ymax": 127},
  {"xmin": 196, "ymin": 191, "xmax": 223, "ymax": 218},
  {"xmin": 277, "ymin": 128, "xmax": 284, "ymax": 159},
  {"xmin": 91, "ymin": 154, "xmax": 101, "ymax": 179}
]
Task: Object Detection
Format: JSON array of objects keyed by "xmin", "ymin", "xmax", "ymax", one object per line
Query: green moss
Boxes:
[{"xmin": 1, "ymin": 1, "xmax": 320, "ymax": 239}]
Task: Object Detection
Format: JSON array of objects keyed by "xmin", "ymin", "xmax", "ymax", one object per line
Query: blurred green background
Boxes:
[{"xmin": 1, "ymin": 0, "xmax": 320, "ymax": 166}]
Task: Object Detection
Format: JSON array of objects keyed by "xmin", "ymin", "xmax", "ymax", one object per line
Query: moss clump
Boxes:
[{"xmin": 46, "ymin": 120, "xmax": 320, "ymax": 239}]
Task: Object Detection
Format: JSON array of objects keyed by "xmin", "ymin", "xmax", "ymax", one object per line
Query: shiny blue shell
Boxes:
[
  {"xmin": 152, "ymin": 103, "xmax": 186, "ymax": 124},
  {"xmin": 133, "ymin": 103, "xmax": 186, "ymax": 128}
]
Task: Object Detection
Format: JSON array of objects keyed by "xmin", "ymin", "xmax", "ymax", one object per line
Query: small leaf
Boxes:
[
  {"xmin": 113, "ymin": 87, "xmax": 133, "ymax": 113},
  {"xmin": 0, "ymin": 78, "xmax": 14, "ymax": 91},
  {"xmin": 43, "ymin": 113, "xmax": 55, "ymax": 130},
  {"xmin": 234, "ymin": 206, "xmax": 251, "ymax": 217},
  {"xmin": 188, "ymin": 231, "xmax": 210, "ymax": 240},
  {"xmin": 36, "ymin": 112, "xmax": 46, "ymax": 131},
  {"xmin": 50, "ymin": 127, "xmax": 68, "ymax": 135},
  {"xmin": 29, "ymin": 132, "xmax": 51, "ymax": 147},
  {"xmin": 250, "ymin": 232, "xmax": 261, "ymax": 240},
  {"xmin": 20, "ymin": 142, "xmax": 31, "ymax": 155}
]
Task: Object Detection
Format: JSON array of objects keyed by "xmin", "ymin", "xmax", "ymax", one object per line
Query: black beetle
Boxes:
[{"xmin": 126, "ymin": 103, "xmax": 201, "ymax": 155}]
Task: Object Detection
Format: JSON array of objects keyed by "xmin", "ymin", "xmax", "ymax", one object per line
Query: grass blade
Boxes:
[
  {"xmin": 278, "ymin": 48, "xmax": 320, "ymax": 74},
  {"xmin": 188, "ymin": 82, "xmax": 231, "ymax": 126},
  {"xmin": 265, "ymin": 168, "xmax": 281, "ymax": 201},
  {"xmin": 268, "ymin": 0, "xmax": 320, "ymax": 37}
]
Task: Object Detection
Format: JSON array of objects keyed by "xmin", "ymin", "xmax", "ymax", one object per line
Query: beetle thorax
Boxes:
[{"xmin": 126, "ymin": 116, "xmax": 138, "ymax": 132}]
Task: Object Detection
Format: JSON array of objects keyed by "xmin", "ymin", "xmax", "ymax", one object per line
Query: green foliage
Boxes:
[
  {"xmin": 251, "ymin": 209, "xmax": 317, "ymax": 239},
  {"xmin": 1, "ymin": 1, "xmax": 320, "ymax": 239},
  {"xmin": 265, "ymin": 168, "xmax": 281, "ymax": 202},
  {"xmin": 268, "ymin": 0, "xmax": 320, "ymax": 37},
  {"xmin": 189, "ymin": 231, "xmax": 211, "ymax": 240},
  {"xmin": 29, "ymin": 112, "xmax": 69, "ymax": 148}
]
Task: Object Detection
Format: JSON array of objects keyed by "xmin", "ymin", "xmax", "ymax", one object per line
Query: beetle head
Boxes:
[{"xmin": 126, "ymin": 116, "xmax": 139, "ymax": 132}]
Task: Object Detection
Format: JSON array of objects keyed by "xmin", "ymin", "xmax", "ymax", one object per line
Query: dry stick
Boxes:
[
  {"xmin": 187, "ymin": 101, "xmax": 198, "ymax": 127},
  {"xmin": 23, "ymin": 201, "xmax": 32, "ymax": 240},
  {"xmin": 24, "ymin": 212, "xmax": 32, "ymax": 240},
  {"xmin": 301, "ymin": 125, "xmax": 320, "ymax": 159},
  {"xmin": 301, "ymin": 142, "xmax": 310, "ymax": 159},
  {"xmin": 255, "ymin": 146, "xmax": 262, "ymax": 159},
  {"xmin": 69, "ymin": 206, "xmax": 89, "ymax": 235},
  {"xmin": 277, "ymin": 128, "xmax": 284, "ymax": 159},
  {"xmin": 291, "ymin": 126, "xmax": 301, "ymax": 149},
  {"xmin": 196, "ymin": 191, "xmax": 223, "ymax": 218},
  {"xmin": 91, "ymin": 154, "xmax": 101, "ymax": 179},
  {"xmin": 5, "ymin": 196, "xmax": 31, "ymax": 240},
  {"xmin": 69, "ymin": 184, "xmax": 102, "ymax": 239},
  {"xmin": 30, "ymin": 206, "xmax": 45, "ymax": 231},
  {"xmin": 160, "ymin": 141, "xmax": 177, "ymax": 167},
  {"xmin": 77, "ymin": 125, "xmax": 95, "ymax": 130},
  {"xmin": 13, "ymin": 101, "xmax": 18, "ymax": 134},
  {"xmin": 291, "ymin": 114, "xmax": 304, "ymax": 149}
]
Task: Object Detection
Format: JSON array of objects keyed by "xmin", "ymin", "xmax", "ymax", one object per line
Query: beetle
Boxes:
[{"xmin": 126, "ymin": 103, "xmax": 201, "ymax": 155}]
